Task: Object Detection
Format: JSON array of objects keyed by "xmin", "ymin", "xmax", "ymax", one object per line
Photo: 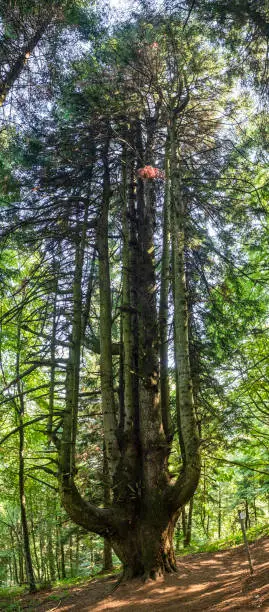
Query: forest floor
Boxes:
[{"xmin": 2, "ymin": 536, "xmax": 269, "ymax": 611}]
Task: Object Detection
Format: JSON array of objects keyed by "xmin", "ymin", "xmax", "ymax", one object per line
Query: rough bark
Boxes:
[{"xmin": 112, "ymin": 511, "xmax": 179, "ymax": 580}]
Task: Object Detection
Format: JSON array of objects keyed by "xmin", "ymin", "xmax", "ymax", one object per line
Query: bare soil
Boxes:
[{"xmin": 2, "ymin": 536, "xmax": 269, "ymax": 611}]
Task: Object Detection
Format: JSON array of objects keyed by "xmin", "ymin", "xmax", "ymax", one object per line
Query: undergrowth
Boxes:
[{"xmin": 178, "ymin": 523, "xmax": 269, "ymax": 555}]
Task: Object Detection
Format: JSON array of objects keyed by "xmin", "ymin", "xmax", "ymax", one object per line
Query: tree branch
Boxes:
[{"xmin": 0, "ymin": 413, "xmax": 63, "ymax": 446}]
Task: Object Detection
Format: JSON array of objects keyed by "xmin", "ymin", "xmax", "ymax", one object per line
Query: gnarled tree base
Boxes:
[{"xmin": 112, "ymin": 513, "xmax": 179, "ymax": 581}]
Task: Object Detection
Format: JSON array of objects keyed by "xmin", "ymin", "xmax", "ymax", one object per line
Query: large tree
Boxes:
[
  {"xmin": 14, "ymin": 17, "xmax": 236, "ymax": 579},
  {"xmin": 0, "ymin": 4, "xmax": 265, "ymax": 583}
]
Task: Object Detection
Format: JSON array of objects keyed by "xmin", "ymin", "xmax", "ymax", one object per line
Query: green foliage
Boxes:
[{"xmin": 181, "ymin": 524, "xmax": 269, "ymax": 556}]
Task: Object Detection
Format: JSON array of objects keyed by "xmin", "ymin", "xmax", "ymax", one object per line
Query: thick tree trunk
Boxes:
[{"xmin": 112, "ymin": 512, "xmax": 179, "ymax": 580}]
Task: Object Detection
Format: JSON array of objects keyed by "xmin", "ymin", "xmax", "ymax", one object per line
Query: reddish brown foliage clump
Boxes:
[{"xmin": 138, "ymin": 165, "xmax": 165, "ymax": 180}]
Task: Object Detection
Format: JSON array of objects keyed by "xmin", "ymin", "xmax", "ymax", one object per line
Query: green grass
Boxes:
[
  {"xmin": 178, "ymin": 522, "xmax": 269, "ymax": 555},
  {"xmin": 54, "ymin": 566, "xmax": 120, "ymax": 589},
  {"xmin": 0, "ymin": 585, "xmax": 27, "ymax": 610},
  {"xmin": 0, "ymin": 587, "xmax": 26, "ymax": 600}
]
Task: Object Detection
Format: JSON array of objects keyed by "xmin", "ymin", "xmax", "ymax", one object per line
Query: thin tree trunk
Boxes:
[
  {"xmin": 29, "ymin": 495, "xmax": 41, "ymax": 582},
  {"xmin": 31, "ymin": 520, "xmax": 41, "ymax": 582},
  {"xmin": 218, "ymin": 485, "xmax": 221, "ymax": 539},
  {"xmin": 75, "ymin": 531, "xmax": 80, "ymax": 575},
  {"xmin": 102, "ymin": 444, "xmax": 113, "ymax": 572},
  {"xmin": 17, "ymin": 532, "xmax": 24, "ymax": 585},
  {"xmin": 245, "ymin": 499, "xmax": 250, "ymax": 529},
  {"xmin": 182, "ymin": 506, "xmax": 187, "ymax": 542},
  {"xmin": 39, "ymin": 531, "xmax": 46, "ymax": 582},
  {"xmin": 8, "ymin": 560, "xmax": 13, "ymax": 585},
  {"xmin": 18, "ymin": 416, "xmax": 36, "ymax": 592},
  {"xmin": 16, "ymin": 314, "xmax": 36, "ymax": 593},
  {"xmin": 184, "ymin": 497, "xmax": 194, "ymax": 547},
  {"xmin": 55, "ymin": 524, "xmax": 61, "ymax": 579},
  {"xmin": 10, "ymin": 529, "xmax": 19, "ymax": 585},
  {"xmin": 61, "ymin": 539, "xmax": 66, "ymax": 579},
  {"xmin": 48, "ymin": 528, "xmax": 56, "ymax": 583},
  {"xmin": 48, "ymin": 260, "xmax": 59, "ymax": 441},
  {"xmin": 170, "ymin": 120, "xmax": 201, "ymax": 507},
  {"xmin": 121, "ymin": 143, "xmax": 135, "ymax": 434},
  {"xmin": 97, "ymin": 135, "xmax": 119, "ymax": 478},
  {"xmin": 253, "ymin": 498, "xmax": 257, "ymax": 525},
  {"xmin": 159, "ymin": 143, "xmax": 172, "ymax": 442},
  {"xmin": 201, "ymin": 460, "xmax": 206, "ymax": 533},
  {"xmin": 69, "ymin": 535, "xmax": 73, "ymax": 577}
]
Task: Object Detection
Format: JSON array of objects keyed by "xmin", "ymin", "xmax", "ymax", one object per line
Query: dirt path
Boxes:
[{"xmin": 3, "ymin": 537, "xmax": 269, "ymax": 611}]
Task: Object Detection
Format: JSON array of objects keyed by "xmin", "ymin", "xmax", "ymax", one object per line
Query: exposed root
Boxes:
[
  {"xmin": 110, "ymin": 575, "xmax": 125, "ymax": 592},
  {"xmin": 162, "ymin": 552, "xmax": 178, "ymax": 574},
  {"xmin": 115, "ymin": 566, "xmax": 141, "ymax": 587}
]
